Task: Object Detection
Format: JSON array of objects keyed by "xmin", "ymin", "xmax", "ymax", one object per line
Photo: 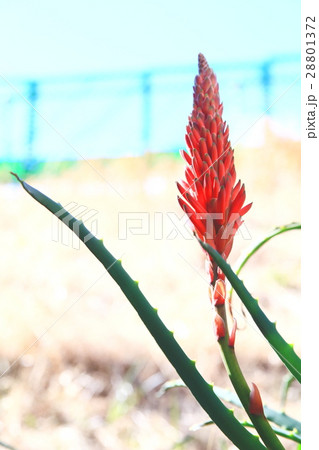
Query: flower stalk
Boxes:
[
  {"xmin": 212, "ymin": 281, "xmax": 285, "ymax": 449},
  {"xmin": 199, "ymin": 237, "xmax": 301, "ymax": 383}
]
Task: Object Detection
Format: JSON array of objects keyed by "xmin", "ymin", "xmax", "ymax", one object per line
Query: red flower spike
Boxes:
[
  {"xmin": 178, "ymin": 53, "xmax": 252, "ymax": 285},
  {"xmin": 214, "ymin": 313, "xmax": 226, "ymax": 340},
  {"xmin": 249, "ymin": 383, "xmax": 264, "ymax": 416},
  {"xmin": 228, "ymin": 318, "xmax": 237, "ymax": 348},
  {"xmin": 213, "ymin": 279, "xmax": 226, "ymax": 306}
]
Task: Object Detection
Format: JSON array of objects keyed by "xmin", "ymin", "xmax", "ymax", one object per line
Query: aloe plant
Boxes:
[
  {"xmin": 11, "ymin": 171, "xmax": 301, "ymax": 448},
  {"xmin": 175, "ymin": 53, "xmax": 300, "ymax": 448},
  {"xmin": 10, "ymin": 53, "xmax": 300, "ymax": 449},
  {"xmin": 11, "ymin": 172, "xmax": 266, "ymax": 450}
]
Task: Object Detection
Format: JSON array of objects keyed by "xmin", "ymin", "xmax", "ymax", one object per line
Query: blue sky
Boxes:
[{"xmin": 0, "ymin": 0, "xmax": 300, "ymax": 77}]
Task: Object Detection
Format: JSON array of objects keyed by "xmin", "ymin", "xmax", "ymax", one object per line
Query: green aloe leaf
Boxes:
[
  {"xmin": 0, "ymin": 441, "xmax": 17, "ymax": 450},
  {"xmin": 197, "ymin": 238, "xmax": 301, "ymax": 383},
  {"xmin": 160, "ymin": 380, "xmax": 301, "ymax": 434},
  {"xmin": 11, "ymin": 173, "xmax": 267, "ymax": 450},
  {"xmin": 241, "ymin": 422, "xmax": 301, "ymax": 444},
  {"xmin": 229, "ymin": 223, "xmax": 301, "ymax": 302},
  {"xmin": 191, "ymin": 420, "xmax": 301, "ymax": 444},
  {"xmin": 280, "ymin": 373, "xmax": 296, "ymax": 411}
]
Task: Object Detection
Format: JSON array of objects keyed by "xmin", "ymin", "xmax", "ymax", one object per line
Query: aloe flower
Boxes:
[{"xmin": 177, "ymin": 53, "xmax": 252, "ymax": 285}]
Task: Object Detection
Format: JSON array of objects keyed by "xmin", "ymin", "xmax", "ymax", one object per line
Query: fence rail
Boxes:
[{"xmin": 0, "ymin": 54, "xmax": 300, "ymax": 165}]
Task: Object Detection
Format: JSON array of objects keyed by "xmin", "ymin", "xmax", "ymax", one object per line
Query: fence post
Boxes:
[
  {"xmin": 141, "ymin": 72, "xmax": 152, "ymax": 152},
  {"xmin": 25, "ymin": 80, "xmax": 38, "ymax": 171},
  {"xmin": 261, "ymin": 60, "xmax": 272, "ymax": 113}
]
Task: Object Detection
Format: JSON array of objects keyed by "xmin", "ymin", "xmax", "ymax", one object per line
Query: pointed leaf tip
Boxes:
[{"xmin": 10, "ymin": 171, "xmax": 19, "ymax": 180}]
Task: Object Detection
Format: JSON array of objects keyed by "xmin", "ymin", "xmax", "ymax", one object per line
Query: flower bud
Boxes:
[
  {"xmin": 228, "ymin": 318, "xmax": 237, "ymax": 348},
  {"xmin": 213, "ymin": 279, "xmax": 226, "ymax": 306},
  {"xmin": 214, "ymin": 313, "xmax": 226, "ymax": 340},
  {"xmin": 249, "ymin": 382, "xmax": 264, "ymax": 416},
  {"xmin": 177, "ymin": 54, "xmax": 252, "ymax": 285}
]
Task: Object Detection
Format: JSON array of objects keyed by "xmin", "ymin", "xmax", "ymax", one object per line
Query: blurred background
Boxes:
[{"xmin": 0, "ymin": 1, "xmax": 300, "ymax": 449}]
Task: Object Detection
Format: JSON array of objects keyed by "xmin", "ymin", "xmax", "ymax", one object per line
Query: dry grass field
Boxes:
[{"xmin": 0, "ymin": 131, "xmax": 300, "ymax": 449}]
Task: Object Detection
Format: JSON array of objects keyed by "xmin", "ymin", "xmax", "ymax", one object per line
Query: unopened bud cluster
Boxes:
[{"xmin": 211, "ymin": 279, "xmax": 237, "ymax": 347}]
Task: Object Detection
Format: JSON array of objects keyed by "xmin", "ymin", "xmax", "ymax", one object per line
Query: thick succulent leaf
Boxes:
[
  {"xmin": 160, "ymin": 380, "xmax": 300, "ymax": 434},
  {"xmin": 198, "ymin": 238, "xmax": 301, "ymax": 383},
  {"xmin": 191, "ymin": 420, "xmax": 301, "ymax": 444},
  {"xmin": 229, "ymin": 222, "xmax": 301, "ymax": 302},
  {"xmin": 11, "ymin": 173, "xmax": 267, "ymax": 450}
]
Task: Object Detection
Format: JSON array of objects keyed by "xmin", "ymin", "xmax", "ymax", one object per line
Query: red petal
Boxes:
[
  {"xmin": 210, "ymin": 141, "xmax": 217, "ymax": 163},
  {"xmin": 185, "ymin": 192, "xmax": 207, "ymax": 214},
  {"xmin": 214, "ymin": 226, "xmax": 229, "ymax": 254},
  {"xmin": 217, "ymin": 133, "xmax": 224, "ymax": 157},
  {"xmin": 193, "ymin": 154, "xmax": 203, "ymax": 178},
  {"xmin": 223, "ymin": 124, "xmax": 229, "ymax": 140},
  {"xmin": 176, "ymin": 181, "xmax": 188, "ymax": 197},
  {"xmin": 210, "ymin": 119, "xmax": 217, "ymax": 135},
  {"xmin": 199, "ymin": 138, "xmax": 208, "ymax": 157},
  {"xmin": 192, "ymin": 126, "xmax": 201, "ymax": 142},
  {"xmin": 185, "ymin": 166, "xmax": 194, "ymax": 186},
  {"xmin": 202, "ymin": 77, "xmax": 211, "ymax": 93},
  {"xmin": 230, "ymin": 185, "xmax": 246, "ymax": 215},
  {"xmin": 180, "ymin": 149, "xmax": 192, "ymax": 165},
  {"xmin": 224, "ymin": 173, "xmax": 233, "ymax": 208},
  {"xmin": 204, "ymin": 153, "xmax": 213, "ymax": 168},
  {"xmin": 193, "ymin": 148, "xmax": 203, "ymax": 168},
  {"xmin": 205, "ymin": 130, "xmax": 213, "ymax": 149},
  {"xmin": 239, "ymin": 202, "xmax": 253, "ymax": 217},
  {"xmin": 231, "ymin": 180, "xmax": 241, "ymax": 200},
  {"xmin": 212, "ymin": 177, "xmax": 220, "ymax": 198},
  {"xmin": 216, "ymin": 186, "xmax": 226, "ymax": 219},
  {"xmin": 195, "ymin": 116, "xmax": 205, "ymax": 131},
  {"xmin": 204, "ymin": 172, "xmax": 212, "ymax": 198},
  {"xmin": 223, "ymin": 150, "xmax": 233, "ymax": 173},
  {"xmin": 223, "ymin": 237, "xmax": 234, "ymax": 260},
  {"xmin": 218, "ymin": 160, "xmax": 225, "ymax": 180},
  {"xmin": 177, "ymin": 196, "xmax": 206, "ymax": 236},
  {"xmin": 185, "ymin": 134, "xmax": 192, "ymax": 150},
  {"xmin": 194, "ymin": 178, "xmax": 205, "ymax": 203}
]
